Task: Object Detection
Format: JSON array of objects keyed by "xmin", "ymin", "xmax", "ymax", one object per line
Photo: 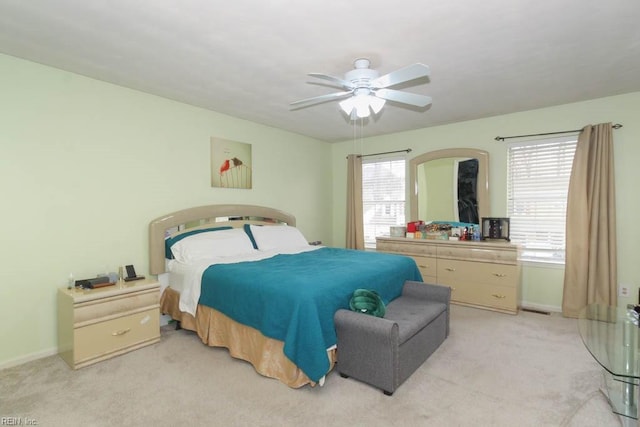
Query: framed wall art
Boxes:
[{"xmin": 210, "ymin": 137, "xmax": 252, "ymax": 189}]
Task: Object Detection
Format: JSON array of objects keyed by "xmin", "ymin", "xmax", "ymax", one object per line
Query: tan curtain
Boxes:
[
  {"xmin": 562, "ymin": 123, "xmax": 617, "ymax": 318},
  {"xmin": 346, "ymin": 154, "xmax": 364, "ymax": 249}
]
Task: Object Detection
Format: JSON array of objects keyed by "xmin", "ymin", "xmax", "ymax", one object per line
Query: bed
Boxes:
[{"xmin": 149, "ymin": 204, "xmax": 422, "ymax": 388}]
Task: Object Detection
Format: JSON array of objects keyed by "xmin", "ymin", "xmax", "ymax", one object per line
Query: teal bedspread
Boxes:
[{"xmin": 198, "ymin": 247, "xmax": 422, "ymax": 382}]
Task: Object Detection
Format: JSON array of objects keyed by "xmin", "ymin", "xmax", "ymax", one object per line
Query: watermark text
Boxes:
[{"xmin": 1, "ymin": 417, "xmax": 39, "ymax": 425}]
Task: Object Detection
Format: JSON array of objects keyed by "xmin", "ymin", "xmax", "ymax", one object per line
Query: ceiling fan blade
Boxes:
[
  {"xmin": 308, "ymin": 73, "xmax": 355, "ymax": 89},
  {"xmin": 290, "ymin": 91, "xmax": 354, "ymax": 110},
  {"xmin": 372, "ymin": 63, "xmax": 430, "ymax": 89},
  {"xmin": 374, "ymin": 89, "xmax": 432, "ymax": 107}
]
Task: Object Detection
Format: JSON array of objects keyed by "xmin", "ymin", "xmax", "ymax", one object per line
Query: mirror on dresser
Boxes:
[{"xmin": 409, "ymin": 148, "xmax": 489, "ymax": 224}]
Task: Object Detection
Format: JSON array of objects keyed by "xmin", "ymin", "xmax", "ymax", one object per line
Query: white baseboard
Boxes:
[
  {"xmin": 0, "ymin": 347, "xmax": 58, "ymax": 371},
  {"xmin": 521, "ymin": 301, "xmax": 562, "ymax": 314}
]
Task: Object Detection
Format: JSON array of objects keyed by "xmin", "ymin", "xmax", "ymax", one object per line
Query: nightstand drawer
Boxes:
[
  {"xmin": 74, "ymin": 289, "xmax": 159, "ymax": 326},
  {"xmin": 74, "ymin": 308, "xmax": 160, "ymax": 364}
]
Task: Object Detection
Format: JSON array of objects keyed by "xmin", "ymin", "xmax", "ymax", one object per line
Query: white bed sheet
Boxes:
[
  {"xmin": 167, "ymin": 245, "xmax": 322, "ymax": 316},
  {"xmin": 164, "ymin": 259, "xmax": 192, "ymax": 295}
]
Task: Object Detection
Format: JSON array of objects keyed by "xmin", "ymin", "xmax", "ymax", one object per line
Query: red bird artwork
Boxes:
[
  {"xmin": 218, "ymin": 157, "xmax": 249, "ymax": 188},
  {"xmin": 219, "ymin": 159, "xmax": 230, "ymax": 174}
]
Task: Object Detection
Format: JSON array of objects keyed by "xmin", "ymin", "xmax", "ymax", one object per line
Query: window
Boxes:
[
  {"xmin": 362, "ymin": 157, "xmax": 406, "ymax": 248},
  {"xmin": 507, "ymin": 136, "xmax": 577, "ymax": 264}
]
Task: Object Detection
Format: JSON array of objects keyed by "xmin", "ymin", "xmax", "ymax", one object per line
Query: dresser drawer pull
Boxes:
[
  {"xmin": 112, "ymin": 328, "xmax": 131, "ymax": 336},
  {"xmin": 491, "ymin": 294, "xmax": 506, "ymax": 299},
  {"xmin": 419, "ymin": 264, "xmax": 430, "ymax": 268},
  {"xmin": 445, "ymin": 267, "xmax": 456, "ymax": 272},
  {"xmin": 493, "ymin": 273, "xmax": 507, "ymax": 277}
]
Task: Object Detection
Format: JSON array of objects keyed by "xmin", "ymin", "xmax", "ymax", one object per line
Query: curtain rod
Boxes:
[
  {"xmin": 346, "ymin": 148, "xmax": 412, "ymax": 159},
  {"xmin": 494, "ymin": 123, "xmax": 622, "ymax": 142}
]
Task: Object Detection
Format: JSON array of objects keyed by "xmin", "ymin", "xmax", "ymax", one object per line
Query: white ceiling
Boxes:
[{"xmin": 0, "ymin": 0, "xmax": 639, "ymax": 142}]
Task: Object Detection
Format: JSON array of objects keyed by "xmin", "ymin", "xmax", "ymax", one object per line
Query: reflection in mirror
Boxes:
[
  {"xmin": 416, "ymin": 157, "xmax": 479, "ymax": 222},
  {"xmin": 410, "ymin": 149, "xmax": 489, "ymax": 224}
]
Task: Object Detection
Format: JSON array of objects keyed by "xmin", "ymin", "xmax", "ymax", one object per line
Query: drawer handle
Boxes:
[
  {"xmin": 419, "ymin": 264, "xmax": 430, "ymax": 268},
  {"xmin": 492, "ymin": 294, "xmax": 506, "ymax": 299},
  {"xmin": 112, "ymin": 328, "xmax": 131, "ymax": 336},
  {"xmin": 493, "ymin": 273, "xmax": 507, "ymax": 278},
  {"xmin": 445, "ymin": 267, "xmax": 456, "ymax": 272}
]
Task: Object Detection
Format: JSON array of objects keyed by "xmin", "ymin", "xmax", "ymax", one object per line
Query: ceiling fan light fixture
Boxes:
[
  {"xmin": 354, "ymin": 95, "xmax": 371, "ymax": 118},
  {"xmin": 356, "ymin": 105, "xmax": 369, "ymax": 118},
  {"xmin": 339, "ymin": 94, "xmax": 385, "ymax": 119},
  {"xmin": 369, "ymin": 96, "xmax": 386, "ymax": 114},
  {"xmin": 339, "ymin": 97, "xmax": 356, "ymax": 116}
]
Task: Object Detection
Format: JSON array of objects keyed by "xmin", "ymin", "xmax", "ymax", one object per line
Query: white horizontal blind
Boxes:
[
  {"xmin": 362, "ymin": 157, "xmax": 406, "ymax": 248},
  {"xmin": 507, "ymin": 136, "xmax": 577, "ymax": 263}
]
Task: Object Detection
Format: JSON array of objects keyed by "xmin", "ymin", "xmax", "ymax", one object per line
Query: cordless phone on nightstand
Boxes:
[{"xmin": 124, "ymin": 264, "xmax": 145, "ymax": 282}]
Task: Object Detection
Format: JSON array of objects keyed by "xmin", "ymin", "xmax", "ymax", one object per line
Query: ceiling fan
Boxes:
[{"xmin": 290, "ymin": 58, "xmax": 432, "ymax": 120}]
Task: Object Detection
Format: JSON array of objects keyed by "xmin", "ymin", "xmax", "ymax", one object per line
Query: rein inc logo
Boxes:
[{"xmin": 1, "ymin": 417, "xmax": 38, "ymax": 425}]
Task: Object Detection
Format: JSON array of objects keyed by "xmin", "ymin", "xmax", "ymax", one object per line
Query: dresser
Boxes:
[
  {"xmin": 377, "ymin": 237, "xmax": 521, "ymax": 314},
  {"xmin": 57, "ymin": 278, "xmax": 161, "ymax": 369}
]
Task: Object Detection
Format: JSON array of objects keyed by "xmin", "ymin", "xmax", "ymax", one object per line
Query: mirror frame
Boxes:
[{"xmin": 409, "ymin": 148, "xmax": 489, "ymax": 223}]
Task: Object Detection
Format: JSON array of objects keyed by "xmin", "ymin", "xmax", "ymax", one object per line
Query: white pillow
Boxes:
[
  {"xmin": 249, "ymin": 224, "xmax": 309, "ymax": 251},
  {"xmin": 170, "ymin": 228, "xmax": 256, "ymax": 263}
]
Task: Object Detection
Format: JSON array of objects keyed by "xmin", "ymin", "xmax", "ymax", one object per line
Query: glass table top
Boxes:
[{"xmin": 578, "ymin": 304, "xmax": 640, "ymax": 379}]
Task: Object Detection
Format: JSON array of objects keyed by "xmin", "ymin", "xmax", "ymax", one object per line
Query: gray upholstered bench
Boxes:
[{"xmin": 334, "ymin": 281, "xmax": 450, "ymax": 395}]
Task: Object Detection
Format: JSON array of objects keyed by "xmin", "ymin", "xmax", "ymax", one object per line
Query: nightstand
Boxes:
[{"xmin": 57, "ymin": 278, "xmax": 160, "ymax": 369}]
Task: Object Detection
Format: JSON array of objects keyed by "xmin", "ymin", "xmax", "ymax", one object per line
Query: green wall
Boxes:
[
  {"xmin": 331, "ymin": 91, "xmax": 640, "ymax": 313},
  {"xmin": 0, "ymin": 53, "xmax": 332, "ymax": 367}
]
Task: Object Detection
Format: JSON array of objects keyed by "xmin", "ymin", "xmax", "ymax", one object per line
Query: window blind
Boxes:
[
  {"xmin": 362, "ymin": 157, "xmax": 406, "ymax": 248},
  {"xmin": 507, "ymin": 136, "xmax": 577, "ymax": 263}
]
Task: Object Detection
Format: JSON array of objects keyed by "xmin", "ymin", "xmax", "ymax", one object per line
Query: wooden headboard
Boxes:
[{"xmin": 149, "ymin": 204, "xmax": 296, "ymax": 275}]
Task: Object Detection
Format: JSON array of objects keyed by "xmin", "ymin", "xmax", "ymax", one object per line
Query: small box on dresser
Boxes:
[{"xmin": 57, "ymin": 278, "xmax": 161, "ymax": 369}]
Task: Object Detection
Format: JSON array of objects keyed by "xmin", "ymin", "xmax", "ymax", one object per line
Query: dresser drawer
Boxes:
[
  {"xmin": 437, "ymin": 259, "xmax": 518, "ymax": 287},
  {"xmin": 437, "ymin": 245, "xmax": 517, "ymax": 264},
  {"xmin": 377, "ymin": 239, "xmax": 437, "ymax": 257},
  {"xmin": 411, "ymin": 255, "xmax": 437, "ymax": 281},
  {"xmin": 450, "ymin": 282, "xmax": 517, "ymax": 312},
  {"xmin": 74, "ymin": 308, "xmax": 160, "ymax": 364},
  {"xmin": 74, "ymin": 289, "xmax": 159, "ymax": 326}
]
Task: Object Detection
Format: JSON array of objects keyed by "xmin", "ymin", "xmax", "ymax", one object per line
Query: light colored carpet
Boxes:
[{"xmin": 0, "ymin": 305, "xmax": 625, "ymax": 426}]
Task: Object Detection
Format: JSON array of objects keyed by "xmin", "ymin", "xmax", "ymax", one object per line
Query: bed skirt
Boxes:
[{"xmin": 159, "ymin": 287, "xmax": 336, "ymax": 388}]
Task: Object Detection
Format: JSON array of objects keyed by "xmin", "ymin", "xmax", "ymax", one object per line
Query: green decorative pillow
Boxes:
[{"xmin": 349, "ymin": 289, "xmax": 386, "ymax": 318}]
